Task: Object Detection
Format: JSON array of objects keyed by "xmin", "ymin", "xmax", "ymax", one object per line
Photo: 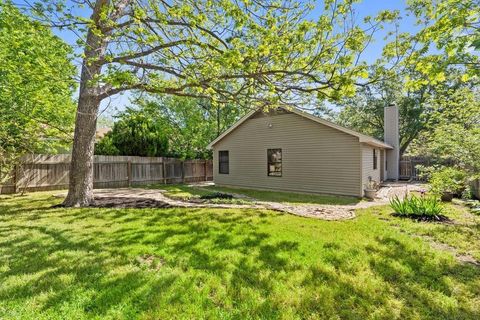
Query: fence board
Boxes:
[
  {"xmin": 0, "ymin": 154, "xmax": 213, "ymax": 194},
  {"xmin": 399, "ymin": 156, "xmax": 429, "ymax": 181},
  {"xmin": 472, "ymin": 179, "xmax": 480, "ymax": 200}
]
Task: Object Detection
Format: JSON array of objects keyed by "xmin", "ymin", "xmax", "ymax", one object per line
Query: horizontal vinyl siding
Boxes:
[
  {"xmin": 362, "ymin": 144, "xmax": 381, "ymax": 191},
  {"xmin": 212, "ymin": 112, "xmax": 362, "ymax": 197}
]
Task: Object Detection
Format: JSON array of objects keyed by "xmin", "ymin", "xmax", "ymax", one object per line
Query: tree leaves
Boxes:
[
  {"xmin": 0, "ymin": 2, "xmax": 76, "ymax": 181},
  {"xmin": 406, "ymin": 0, "xmax": 480, "ymax": 80}
]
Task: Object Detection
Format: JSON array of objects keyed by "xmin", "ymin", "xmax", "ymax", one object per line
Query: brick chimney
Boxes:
[{"xmin": 384, "ymin": 104, "xmax": 399, "ymax": 180}]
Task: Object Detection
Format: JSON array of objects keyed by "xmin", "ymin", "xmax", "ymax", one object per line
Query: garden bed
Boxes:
[
  {"xmin": 91, "ymin": 196, "xmax": 172, "ymax": 208},
  {"xmin": 391, "ymin": 212, "xmax": 451, "ymax": 222}
]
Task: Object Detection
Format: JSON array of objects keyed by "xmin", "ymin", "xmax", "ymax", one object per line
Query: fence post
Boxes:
[
  {"xmin": 127, "ymin": 161, "xmax": 132, "ymax": 187},
  {"xmin": 181, "ymin": 160, "xmax": 185, "ymax": 183},
  {"xmin": 13, "ymin": 164, "xmax": 17, "ymax": 194},
  {"xmin": 162, "ymin": 158, "xmax": 166, "ymax": 184},
  {"xmin": 204, "ymin": 160, "xmax": 207, "ymax": 182}
]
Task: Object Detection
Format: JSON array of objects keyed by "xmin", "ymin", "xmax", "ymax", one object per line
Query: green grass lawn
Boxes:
[
  {"xmin": 149, "ymin": 184, "xmax": 215, "ymax": 200},
  {"xmin": 1, "ymin": 192, "xmax": 479, "ymax": 319},
  {"xmin": 147, "ymin": 183, "xmax": 360, "ymax": 205},
  {"xmin": 141, "ymin": 184, "xmax": 253, "ymax": 205},
  {"xmin": 363, "ymin": 201, "xmax": 480, "ymax": 262}
]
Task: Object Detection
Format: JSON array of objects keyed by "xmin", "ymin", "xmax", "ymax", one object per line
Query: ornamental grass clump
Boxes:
[{"xmin": 390, "ymin": 194, "xmax": 445, "ymax": 221}]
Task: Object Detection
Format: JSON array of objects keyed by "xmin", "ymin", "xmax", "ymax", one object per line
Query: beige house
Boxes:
[{"xmin": 207, "ymin": 106, "xmax": 400, "ymax": 197}]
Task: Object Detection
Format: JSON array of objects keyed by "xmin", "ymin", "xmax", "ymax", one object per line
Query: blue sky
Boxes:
[{"xmin": 52, "ymin": 0, "xmax": 419, "ymax": 118}]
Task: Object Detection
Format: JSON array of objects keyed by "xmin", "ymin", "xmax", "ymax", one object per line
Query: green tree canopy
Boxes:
[
  {"xmin": 95, "ymin": 107, "xmax": 169, "ymax": 157},
  {"xmin": 335, "ymin": 71, "xmax": 427, "ymax": 156},
  {"xmin": 333, "ymin": 68, "xmax": 474, "ymax": 156},
  {"xmin": 0, "ymin": 1, "xmax": 76, "ymax": 181},
  {"xmin": 96, "ymin": 96, "xmax": 246, "ymax": 159},
  {"xmin": 412, "ymin": 87, "xmax": 480, "ymax": 173},
  {"xmin": 406, "ymin": 0, "xmax": 479, "ymax": 82}
]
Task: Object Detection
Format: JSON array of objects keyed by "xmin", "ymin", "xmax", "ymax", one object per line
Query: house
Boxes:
[{"xmin": 207, "ymin": 105, "xmax": 400, "ymax": 197}]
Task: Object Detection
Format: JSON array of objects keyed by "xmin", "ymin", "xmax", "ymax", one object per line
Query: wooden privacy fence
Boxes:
[
  {"xmin": 399, "ymin": 156, "xmax": 429, "ymax": 181},
  {"xmin": 0, "ymin": 154, "xmax": 213, "ymax": 194}
]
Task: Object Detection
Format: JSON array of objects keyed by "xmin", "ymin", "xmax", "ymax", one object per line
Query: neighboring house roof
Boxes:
[
  {"xmin": 207, "ymin": 107, "xmax": 393, "ymax": 149},
  {"xmin": 95, "ymin": 127, "xmax": 112, "ymax": 141}
]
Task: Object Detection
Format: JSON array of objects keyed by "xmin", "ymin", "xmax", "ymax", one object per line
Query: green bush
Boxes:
[
  {"xmin": 390, "ymin": 195, "xmax": 443, "ymax": 217},
  {"xmin": 428, "ymin": 167, "xmax": 468, "ymax": 196},
  {"xmin": 94, "ymin": 135, "xmax": 120, "ymax": 155}
]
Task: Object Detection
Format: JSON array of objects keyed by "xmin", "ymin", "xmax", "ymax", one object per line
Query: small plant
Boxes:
[
  {"xmin": 363, "ymin": 178, "xmax": 379, "ymax": 200},
  {"xmin": 364, "ymin": 178, "xmax": 379, "ymax": 190},
  {"xmin": 461, "ymin": 186, "xmax": 473, "ymax": 200},
  {"xmin": 390, "ymin": 194, "xmax": 444, "ymax": 220}
]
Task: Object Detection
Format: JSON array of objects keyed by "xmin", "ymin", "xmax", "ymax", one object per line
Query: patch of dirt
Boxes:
[
  {"xmin": 135, "ymin": 254, "xmax": 165, "ymax": 271},
  {"xmin": 425, "ymin": 237, "xmax": 480, "ymax": 267},
  {"xmin": 388, "ymin": 223, "xmax": 480, "ymax": 267},
  {"xmin": 308, "ymin": 207, "xmax": 355, "ymax": 220},
  {"xmin": 263, "ymin": 202, "xmax": 356, "ymax": 220},
  {"xmin": 91, "ymin": 196, "xmax": 172, "ymax": 208}
]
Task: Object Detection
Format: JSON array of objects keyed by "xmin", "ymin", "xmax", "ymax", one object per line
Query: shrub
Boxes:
[
  {"xmin": 95, "ymin": 135, "xmax": 120, "ymax": 155},
  {"xmin": 390, "ymin": 195, "xmax": 444, "ymax": 217},
  {"xmin": 428, "ymin": 167, "xmax": 468, "ymax": 196}
]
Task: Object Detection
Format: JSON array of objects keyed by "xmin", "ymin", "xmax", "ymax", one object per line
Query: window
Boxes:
[
  {"xmin": 218, "ymin": 150, "xmax": 229, "ymax": 174},
  {"xmin": 373, "ymin": 149, "xmax": 378, "ymax": 170},
  {"xmin": 267, "ymin": 149, "xmax": 282, "ymax": 176}
]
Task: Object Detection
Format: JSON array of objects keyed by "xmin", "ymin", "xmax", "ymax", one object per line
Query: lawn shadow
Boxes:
[
  {"xmin": 2, "ymin": 195, "xmax": 479, "ymax": 319},
  {"xmin": 367, "ymin": 235, "xmax": 480, "ymax": 319},
  {"xmin": 0, "ymin": 203, "xmax": 300, "ymax": 318}
]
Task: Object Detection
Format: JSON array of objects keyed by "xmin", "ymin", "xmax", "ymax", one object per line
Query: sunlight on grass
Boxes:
[
  {"xmin": 143, "ymin": 184, "xmax": 254, "ymax": 204},
  {"xmin": 360, "ymin": 202, "xmax": 480, "ymax": 261},
  {"xmin": 0, "ymin": 192, "xmax": 479, "ymax": 319},
  {"xmin": 160, "ymin": 184, "xmax": 213, "ymax": 199}
]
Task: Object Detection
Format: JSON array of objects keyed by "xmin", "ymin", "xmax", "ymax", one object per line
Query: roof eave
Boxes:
[{"xmin": 360, "ymin": 138, "xmax": 393, "ymax": 149}]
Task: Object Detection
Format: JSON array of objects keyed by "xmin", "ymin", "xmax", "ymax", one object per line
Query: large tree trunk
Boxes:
[
  {"xmin": 63, "ymin": 95, "xmax": 101, "ymax": 207},
  {"xmin": 63, "ymin": 0, "xmax": 110, "ymax": 207},
  {"xmin": 63, "ymin": 60, "xmax": 102, "ymax": 206}
]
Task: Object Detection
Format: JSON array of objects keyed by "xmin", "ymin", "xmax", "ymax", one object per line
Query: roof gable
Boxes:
[{"xmin": 207, "ymin": 107, "xmax": 393, "ymax": 149}]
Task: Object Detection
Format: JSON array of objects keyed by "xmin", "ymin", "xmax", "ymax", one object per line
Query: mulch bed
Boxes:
[
  {"xmin": 91, "ymin": 196, "xmax": 172, "ymax": 208},
  {"xmin": 199, "ymin": 192, "xmax": 233, "ymax": 200},
  {"xmin": 391, "ymin": 213, "xmax": 451, "ymax": 223}
]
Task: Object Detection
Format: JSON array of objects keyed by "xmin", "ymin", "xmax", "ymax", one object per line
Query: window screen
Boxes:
[
  {"xmin": 373, "ymin": 149, "xmax": 378, "ymax": 170},
  {"xmin": 267, "ymin": 149, "xmax": 282, "ymax": 176},
  {"xmin": 219, "ymin": 150, "xmax": 229, "ymax": 174}
]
